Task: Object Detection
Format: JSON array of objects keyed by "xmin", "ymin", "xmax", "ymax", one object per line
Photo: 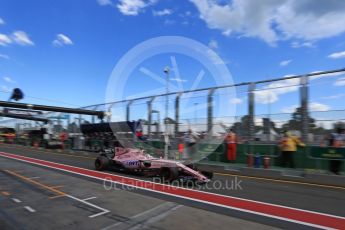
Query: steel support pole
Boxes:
[
  {"xmin": 207, "ymin": 89, "xmax": 215, "ymax": 135},
  {"xmin": 92, "ymin": 106, "xmax": 98, "ymax": 123},
  {"xmin": 126, "ymin": 100, "xmax": 134, "ymax": 122},
  {"xmin": 300, "ymin": 76, "xmax": 309, "ymax": 143},
  {"xmin": 175, "ymin": 93, "xmax": 182, "ymax": 137},
  {"xmin": 106, "ymin": 105, "xmax": 113, "ymax": 123},
  {"xmin": 78, "ymin": 114, "xmax": 82, "ymax": 128},
  {"xmin": 147, "ymin": 97, "xmax": 155, "ymax": 139},
  {"xmin": 248, "ymin": 83, "xmax": 255, "ymax": 141}
]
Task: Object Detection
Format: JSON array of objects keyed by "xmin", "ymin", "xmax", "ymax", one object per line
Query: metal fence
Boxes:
[{"xmin": 0, "ymin": 68, "xmax": 345, "ymax": 145}]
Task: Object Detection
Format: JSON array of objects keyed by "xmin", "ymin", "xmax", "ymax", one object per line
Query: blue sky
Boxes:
[{"xmin": 0, "ymin": 0, "xmax": 345, "ymax": 125}]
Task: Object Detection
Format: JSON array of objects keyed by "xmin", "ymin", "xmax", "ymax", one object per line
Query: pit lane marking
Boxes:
[
  {"xmin": 4, "ymin": 169, "xmax": 109, "ymax": 218},
  {"xmin": 11, "ymin": 198, "xmax": 22, "ymax": 203},
  {"xmin": 24, "ymin": 206, "xmax": 36, "ymax": 213},
  {"xmin": 5, "ymin": 170, "xmax": 67, "ymax": 197},
  {"xmin": 1, "ymin": 151, "xmax": 345, "ymax": 230},
  {"xmin": 215, "ymin": 172, "xmax": 345, "ymax": 190},
  {"xmin": 28, "ymin": 176, "xmax": 40, "ymax": 180},
  {"xmin": 49, "ymin": 195, "xmax": 66, "ymax": 199},
  {"xmin": 1, "ymin": 191, "xmax": 10, "ymax": 196},
  {"xmin": 67, "ymin": 195, "xmax": 110, "ymax": 218},
  {"xmin": 102, "ymin": 202, "xmax": 182, "ymax": 230},
  {"xmin": 83, "ymin": 197, "xmax": 97, "ymax": 201},
  {"xmin": 2, "ymin": 145, "xmax": 93, "ymax": 160},
  {"xmin": 50, "ymin": 185, "xmax": 64, "ymax": 189}
]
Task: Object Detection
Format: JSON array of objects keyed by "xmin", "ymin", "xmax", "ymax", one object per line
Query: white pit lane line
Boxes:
[
  {"xmin": 24, "ymin": 206, "xmax": 36, "ymax": 213},
  {"xmin": 83, "ymin": 197, "xmax": 97, "ymax": 201},
  {"xmin": 66, "ymin": 195, "xmax": 110, "ymax": 218},
  {"xmin": 101, "ymin": 202, "xmax": 182, "ymax": 230},
  {"xmin": 12, "ymin": 198, "xmax": 22, "ymax": 203}
]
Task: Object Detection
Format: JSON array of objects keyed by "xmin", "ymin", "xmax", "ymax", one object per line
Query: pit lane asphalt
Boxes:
[
  {"xmin": 1, "ymin": 145, "xmax": 344, "ymax": 219},
  {"xmin": 1, "ymin": 157, "xmax": 278, "ymax": 230}
]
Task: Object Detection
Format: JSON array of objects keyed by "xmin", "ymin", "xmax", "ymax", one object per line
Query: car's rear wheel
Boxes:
[
  {"xmin": 160, "ymin": 167, "xmax": 179, "ymax": 182},
  {"xmin": 95, "ymin": 156, "xmax": 109, "ymax": 171}
]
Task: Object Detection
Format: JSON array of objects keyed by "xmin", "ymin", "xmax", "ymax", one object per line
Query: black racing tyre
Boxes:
[
  {"xmin": 160, "ymin": 167, "xmax": 179, "ymax": 182},
  {"xmin": 201, "ymin": 171, "xmax": 214, "ymax": 180},
  {"xmin": 95, "ymin": 156, "xmax": 109, "ymax": 171}
]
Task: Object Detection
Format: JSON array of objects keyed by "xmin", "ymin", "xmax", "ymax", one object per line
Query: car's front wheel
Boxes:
[{"xmin": 201, "ymin": 171, "xmax": 214, "ymax": 180}]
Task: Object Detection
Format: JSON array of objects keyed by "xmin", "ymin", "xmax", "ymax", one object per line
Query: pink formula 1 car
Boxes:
[{"xmin": 94, "ymin": 147, "xmax": 212, "ymax": 184}]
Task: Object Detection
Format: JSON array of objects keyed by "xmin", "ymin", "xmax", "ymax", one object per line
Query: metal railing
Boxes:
[{"xmin": 0, "ymin": 68, "xmax": 344, "ymax": 146}]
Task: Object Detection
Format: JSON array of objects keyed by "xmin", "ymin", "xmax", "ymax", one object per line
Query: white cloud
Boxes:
[
  {"xmin": 117, "ymin": 0, "xmax": 156, "ymax": 16},
  {"xmin": 279, "ymin": 60, "xmax": 292, "ymax": 66},
  {"xmin": 253, "ymin": 70, "xmax": 345, "ymax": 104},
  {"xmin": 52, "ymin": 34, "xmax": 73, "ymax": 47},
  {"xmin": 208, "ymin": 39, "xmax": 218, "ymax": 49},
  {"xmin": 334, "ymin": 77, "xmax": 345, "ymax": 86},
  {"xmin": 3, "ymin": 76, "xmax": 16, "ymax": 84},
  {"xmin": 309, "ymin": 102, "xmax": 330, "ymax": 111},
  {"xmin": 255, "ymin": 90, "xmax": 279, "ymax": 104},
  {"xmin": 0, "ymin": 33, "xmax": 12, "ymax": 46},
  {"xmin": 153, "ymin": 9, "xmax": 173, "ymax": 16},
  {"xmin": 1, "ymin": 85, "xmax": 10, "ymax": 93},
  {"xmin": 0, "ymin": 17, "xmax": 5, "ymax": 25},
  {"xmin": 170, "ymin": 78, "xmax": 187, "ymax": 83},
  {"xmin": 253, "ymin": 70, "xmax": 345, "ymax": 105},
  {"xmin": 321, "ymin": 94, "xmax": 345, "ymax": 100},
  {"xmin": 164, "ymin": 19, "xmax": 175, "ymax": 25},
  {"xmin": 97, "ymin": 0, "xmax": 113, "ymax": 6},
  {"xmin": 282, "ymin": 102, "xmax": 330, "ymax": 113},
  {"xmin": 0, "ymin": 54, "xmax": 9, "ymax": 60},
  {"xmin": 255, "ymin": 75, "xmax": 300, "ymax": 104},
  {"xmin": 0, "ymin": 31, "xmax": 35, "ymax": 46},
  {"xmin": 11, "ymin": 31, "xmax": 34, "ymax": 46},
  {"xmin": 179, "ymin": 11, "xmax": 192, "ymax": 18},
  {"xmin": 190, "ymin": 0, "xmax": 345, "ymax": 45},
  {"xmin": 230, "ymin": 98, "xmax": 242, "ymax": 104},
  {"xmin": 309, "ymin": 70, "xmax": 345, "ymax": 81},
  {"xmin": 291, "ymin": 41, "xmax": 314, "ymax": 48},
  {"xmin": 328, "ymin": 51, "xmax": 345, "ymax": 59}
]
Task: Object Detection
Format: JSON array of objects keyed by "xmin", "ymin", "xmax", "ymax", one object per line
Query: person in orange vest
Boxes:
[
  {"xmin": 226, "ymin": 129, "xmax": 237, "ymax": 161},
  {"xmin": 59, "ymin": 129, "xmax": 68, "ymax": 149},
  {"xmin": 60, "ymin": 130, "xmax": 68, "ymax": 142},
  {"xmin": 279, "ymin": 130, "xmax": 305, "ymax": 168}
]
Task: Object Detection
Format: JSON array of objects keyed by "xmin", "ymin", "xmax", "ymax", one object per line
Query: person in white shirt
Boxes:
[{"xmin": 183, "ymin": 129, "xmax": 199, "ymax": 161}]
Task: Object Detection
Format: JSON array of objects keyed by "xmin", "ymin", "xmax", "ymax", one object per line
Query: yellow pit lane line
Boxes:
[
  {"xmin": 5, "ymin": 170, "xmax": 67, "ymax": 198},
  {"xmin": 215, "ymin": 172, "xmax": 345, "ymax": 190},
  {"xmin": 50, "ymin": 186, "xmax": 64, "ymax": 189},
  {"xmin": 1, "ymin": 191, "xmax": 10, "ymax": 196},
  {"xmin": 2, "ymin": 145, "xmax": 94, "ymax": 160},
  {"xmin": 49, "ymin": 194, "xmax": 67, "ymax": 199}
]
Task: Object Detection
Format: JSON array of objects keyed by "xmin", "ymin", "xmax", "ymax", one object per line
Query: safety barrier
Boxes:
[{"xmin": 131, "ymin": 140, "xmax": 344, "ymax": 172}]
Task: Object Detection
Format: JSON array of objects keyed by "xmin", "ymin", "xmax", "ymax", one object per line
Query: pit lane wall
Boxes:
[{"xmin": 133, "ymin": 140, "xmax": 345, "ymax": 173}]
